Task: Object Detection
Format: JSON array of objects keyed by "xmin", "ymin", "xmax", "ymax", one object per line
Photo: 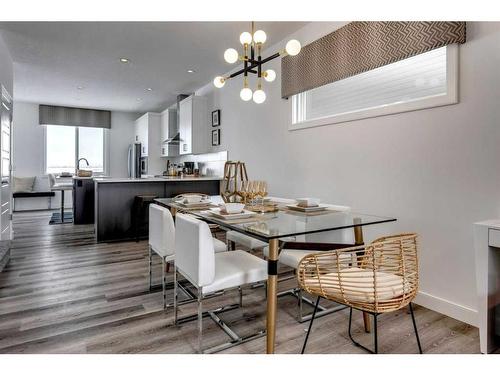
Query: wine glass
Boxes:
[
  {"xmin": 240, "ymin": 180, "xmax": 249, "ymax": 204},
  {"xmin": 258, "ymin": 181, "xmax": 268, "ymax": 206},
  {"xmin": 247, "ymin": 181, "xmax": 258, "ymax": 206}
]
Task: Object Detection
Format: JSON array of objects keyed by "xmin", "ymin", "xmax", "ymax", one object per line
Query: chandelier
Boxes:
[{"xmin": 213, "ymin": 22, "xmax": 301, "ymax": 104}]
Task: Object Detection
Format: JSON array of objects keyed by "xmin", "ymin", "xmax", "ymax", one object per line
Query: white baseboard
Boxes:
[{"xmin": 415, "ymin": 291, "xmax": 478, "ymax": 327}]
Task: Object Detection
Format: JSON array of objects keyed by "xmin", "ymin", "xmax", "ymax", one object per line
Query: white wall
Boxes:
[
  {"xmin": 0, "ymin": 34, "xmax": 13, "ymax": 95},
  {"xmin": 196, "ymin": 21, "xmax": 500, "ymax": 325},
  {"xmin": 12, "ymin": 102, "xmax": 139, "ymax": 209}
]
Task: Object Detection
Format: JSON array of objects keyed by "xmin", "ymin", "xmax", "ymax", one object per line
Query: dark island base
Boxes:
[{"xmin": 95, "ymin": 180, "xmax": 220, "ymax": 242}]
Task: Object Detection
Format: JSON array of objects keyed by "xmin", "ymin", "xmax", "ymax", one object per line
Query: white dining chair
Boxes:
[
  {"xmin": 148, "ymin": 204, "xmax": 227, "ymax": 309},
  {"xmin": 174, "ymin": 212, "xmax": 268, "ymax": 353}
]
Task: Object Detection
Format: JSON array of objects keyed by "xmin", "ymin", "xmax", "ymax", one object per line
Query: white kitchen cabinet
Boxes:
[
  {"xmin": 133, "ymin": 113, "xmax": 162, "ymax": 174},
  {"xmin": 160, "ymin": 107, "xmax": 177, "ymax": 157},
  {"xmin": 178, "ymin": 95, "xmax": 208, "ymax": 155}
]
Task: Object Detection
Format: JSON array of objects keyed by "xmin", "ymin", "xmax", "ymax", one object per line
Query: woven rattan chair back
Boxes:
[{"xmin": 297, "ymin": 233, "xmax": 418, "ymax": 314}]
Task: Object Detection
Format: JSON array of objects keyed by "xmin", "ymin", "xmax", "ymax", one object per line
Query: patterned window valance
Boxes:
[
  {"xmin": 281, "ymin": 21, "xmax": 466, "ymax": 99},
  {"xmin": 39, "ymin": 105, "xmax": 111, "ymax": 129}
]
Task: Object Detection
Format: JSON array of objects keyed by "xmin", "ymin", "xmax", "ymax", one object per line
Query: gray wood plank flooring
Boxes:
[{"xmin": 0, "ymin": 210, "xmax": 481, "ymax": 354}]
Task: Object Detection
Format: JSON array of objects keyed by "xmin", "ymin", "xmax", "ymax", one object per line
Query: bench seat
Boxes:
[{"xmin": 13, "ymin": 191, "xmax": 55, "ymax": 198}]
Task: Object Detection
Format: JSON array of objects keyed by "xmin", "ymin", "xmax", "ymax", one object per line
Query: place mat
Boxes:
[
  {"xmin": 172, "ymin": 203, "xmax": 218, "ymax": 211},
  {"xmin": 199, "ymin": 212, "xmax": 270, "ymax": 225},
  {"xmin": 244, "ymin": 204, "xmax": 279, "ymax": 213},
  {"xmin": 279, "ymin": 206, "xmax": 339, "ymax": 216}
]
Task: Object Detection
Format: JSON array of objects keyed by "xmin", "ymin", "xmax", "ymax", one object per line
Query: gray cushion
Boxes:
[
  {"xmin": 13, "ymin": 177, "xmax": 35, "ymax": 193},
  {"xmin": 33, "ymin": 175, "xmax": 51, "ymax": 192},
  {"xmin": 48, "ymin": 174, "xmax": 56, "ymax": 188}
]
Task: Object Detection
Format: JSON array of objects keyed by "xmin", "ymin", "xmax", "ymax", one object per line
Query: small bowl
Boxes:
[
  {"xmin": 222, "ymin": 203, "xmax": 245, "ymax": 214},
  {"xmin": 296, "ymin": 197, "xmax": 321, "ymax": 207}
]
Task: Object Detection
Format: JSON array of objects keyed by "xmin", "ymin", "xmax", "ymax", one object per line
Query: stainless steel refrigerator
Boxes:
[{"xmin": 127, "ymin": 143, "xmax": 141, "ymax": 178}]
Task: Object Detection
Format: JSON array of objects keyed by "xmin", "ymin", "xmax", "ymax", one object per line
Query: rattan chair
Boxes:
[{"xmin": 298, "ymin": 233, "xmax": 422, "ymax": 354}]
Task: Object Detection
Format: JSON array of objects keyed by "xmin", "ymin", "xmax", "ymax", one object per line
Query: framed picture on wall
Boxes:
[
  {"xmin": 211, "ymin": 109, "xmax": 220, "ymax": 127},
  {"xmin": 212, "ymin": 129, "xmax": 220, "ymax": 146}
]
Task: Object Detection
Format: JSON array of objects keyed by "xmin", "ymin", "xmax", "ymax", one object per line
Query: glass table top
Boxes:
[{"xmin": 154, "ymin": 197, "xmax": 396, "ymax": 242}]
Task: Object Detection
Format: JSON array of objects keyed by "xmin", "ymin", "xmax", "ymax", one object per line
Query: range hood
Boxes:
[
  {"xmin": 165, "ymin": 132, "xmax": 181, "ymax": 144},
  {"xmin": 165, "ymin": 94, "xmax": 189, "ymax": 144}
]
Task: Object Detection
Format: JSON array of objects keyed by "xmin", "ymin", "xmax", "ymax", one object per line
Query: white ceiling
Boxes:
[{"xmin": 0, "ymin": 22, "xmax": 307, "ymax": 112}]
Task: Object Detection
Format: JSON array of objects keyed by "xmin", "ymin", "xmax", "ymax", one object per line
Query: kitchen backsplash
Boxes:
[{"xmin": 164, "ymin": 151, "xmax": 227, "ymax": 177}]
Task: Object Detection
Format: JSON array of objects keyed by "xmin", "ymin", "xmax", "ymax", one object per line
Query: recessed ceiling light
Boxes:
[
  {"xmin": 136, "ymin": 98, "xmax": 142, "ymax": 101},
  {"xmin": 77, "ymin": 86, "xmax": 84, "ymax": 90},
  {"xmin": 146, "ymin": 88, "xmax": 152, "ymax": 92},
  {"xmin": 187, "ymin": 69, "xmax": 196, "ymax": 73},
  {"xmin": 120, "ymin": 58, "xmax": 130, "ymax": 63}
]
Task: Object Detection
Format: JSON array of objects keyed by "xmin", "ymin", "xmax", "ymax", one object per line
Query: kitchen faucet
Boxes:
[{"xmin": 77, "ymin": 158, "xmax": 89, "ymax": 170}]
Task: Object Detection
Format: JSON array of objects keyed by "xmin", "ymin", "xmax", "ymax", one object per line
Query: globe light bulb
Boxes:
[
  {"xmin": 253, "ymin": 30, "xmax": 267, "ymax": 44},
  {"xmin": 252, "ymin": 89, "xmax": 266, "ymax": 104},
  {"xmin": 239, "ymin": 32, "xmax": 252, "ymax": 45},
  {"xmin": 240, "ymin": 87, "xmax": 253, "ymax": 101},
  {"xmin": 213, "ymin": 76, "xmax": 225, "ymax": 88},
  {"xmin": 264, "ymin": 69, "xmax": 276, "ymax": 82},
  {"xmin": 224, "ymin": 48, "xmax": 239, "ymax": 64},
  {"xmin": 285, "ymin": 39, "xmax": 301, "ymax": 56}
]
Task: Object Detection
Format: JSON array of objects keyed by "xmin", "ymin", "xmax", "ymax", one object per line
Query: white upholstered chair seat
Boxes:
[
  {"xmin": 226, "ymin": 231, "xmax": 267, "ymax": 250},
  {"xmin": 213, "ymin": 238, "xmax": 228, "ymax": 253},
  {"xmin": 263, "ymin": 246, "xmax": 316, "ymax": 269},
  {"xmin": 201, "ymin": 250, "xmax": 267, "ymax": 294},
  {"xmin": 303, "ymin": 266, "xmax": 407, "ymax": 303}
]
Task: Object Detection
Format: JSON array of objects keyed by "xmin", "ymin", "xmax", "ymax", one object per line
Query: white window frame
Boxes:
[
  {"xmin": 289, "ymin": 44, "xmax": 459, "ymax": 131},
  {"xmin": 43, "ymin": 126, "xmax": 110, "ymax": 176}
]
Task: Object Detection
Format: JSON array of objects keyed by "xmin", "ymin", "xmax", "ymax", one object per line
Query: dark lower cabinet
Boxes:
[{"xmin": 73, "ymin": 178, "xmax": 95, "ymax": 224}]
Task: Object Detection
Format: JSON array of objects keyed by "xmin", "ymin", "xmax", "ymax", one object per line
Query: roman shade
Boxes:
[
  {"xmin": 39, "ymin": 105, "xmax": 111, "ymax": 129},
  {"xmin": 281, "ymin": 21, "xmax": 466, "ymax": 99}
]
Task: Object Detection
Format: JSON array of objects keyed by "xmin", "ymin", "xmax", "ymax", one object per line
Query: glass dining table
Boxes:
[{"xmin": 154, "ymin": 196, "xmax": 396, "ymax": 354}]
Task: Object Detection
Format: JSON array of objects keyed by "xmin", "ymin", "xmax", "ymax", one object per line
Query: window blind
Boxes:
[{"xmin": 295, "ymin": 46, "xmax": 447, "ymax": 123}]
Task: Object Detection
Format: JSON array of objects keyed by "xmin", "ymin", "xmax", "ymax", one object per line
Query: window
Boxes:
[
  {"xmin": 45, "ymin": 125, "xmax": 106, "ymax": 174},
  {"xmin": 291, "ymin": 45, "xmax": 458, "ymax": 130}
]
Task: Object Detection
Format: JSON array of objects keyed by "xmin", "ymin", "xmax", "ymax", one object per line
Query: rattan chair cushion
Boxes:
[{"xmin": 302, "ymin": 266, "xmax": 409, "ymax": 304}]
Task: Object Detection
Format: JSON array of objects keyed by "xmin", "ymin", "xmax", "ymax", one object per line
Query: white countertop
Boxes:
[
  {"xmin": 94, "ymin": 176, "xmax": 222, "ymax": 184},
  {"xmin": 474, "ymin": 219, "xmax": 500, "ymax": 229}
]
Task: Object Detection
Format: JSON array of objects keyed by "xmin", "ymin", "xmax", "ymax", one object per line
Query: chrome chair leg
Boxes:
[
  {"xmin": 409, "ymin": 302, "xmax": 423, "ymax": 354},
  {"xmin": 198, "ymin": 287, "xmax": 203, "ymax": 354},
  {"xmin": 301, "ymin": 296, "xmax": 321, "ymax": 354},
  {"xmin": 174, "ymin": 267, "xmax": 178, "ymax": 325},
  {"xmin": 148, "ymin": 246, "xmax": 152, "ymax": 291},
  {"xmin": 238, "ymin": 286, "xmax": 243, "ymax": 307},
  {"xmin": 161, "ymin": 257, "xmax": 166, "ymax": 310}
]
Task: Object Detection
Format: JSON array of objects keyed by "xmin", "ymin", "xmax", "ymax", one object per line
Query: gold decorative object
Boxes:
[{"xmin": 221, "ymin": 161, "xmax": 248, "ymax": 203}]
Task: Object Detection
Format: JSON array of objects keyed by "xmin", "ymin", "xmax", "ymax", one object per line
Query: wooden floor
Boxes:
[{"xmin": 0, "ymin": 210, "xmax": 480, "ymax": 354}]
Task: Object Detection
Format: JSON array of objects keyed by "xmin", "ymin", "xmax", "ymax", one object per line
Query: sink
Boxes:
[{"xmin": 77, "ymin": 169, "xmax": 93, "ymax": 177}]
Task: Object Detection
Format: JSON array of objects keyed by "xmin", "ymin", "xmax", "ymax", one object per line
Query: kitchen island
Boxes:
[{"xmin": 94, "ymin": 176, "xmax": 221, "ymax": 242}]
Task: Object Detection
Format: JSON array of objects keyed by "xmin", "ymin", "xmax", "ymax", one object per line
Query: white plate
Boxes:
[
  {"xmin": 208, "ymin": 208, "xmax": 257, "ymax": 220},
  {"xmin": 286, "ymin": 204, "xmax": 329, "ymax": 212}
]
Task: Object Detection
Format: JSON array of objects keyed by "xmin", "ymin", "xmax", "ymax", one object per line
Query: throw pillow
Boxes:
[{"xmin": 13, "ymin": 177, "xmax": 35, "ymax": 193}]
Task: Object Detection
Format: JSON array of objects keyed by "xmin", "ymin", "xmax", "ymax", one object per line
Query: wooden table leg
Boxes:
[
  {"xmin": 266, "ymin": 238, "xmax": 279, "ymax": 354},
  {"xmin": 353, "ymin": 218, "xmax": 371, "ymax": 333}
]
